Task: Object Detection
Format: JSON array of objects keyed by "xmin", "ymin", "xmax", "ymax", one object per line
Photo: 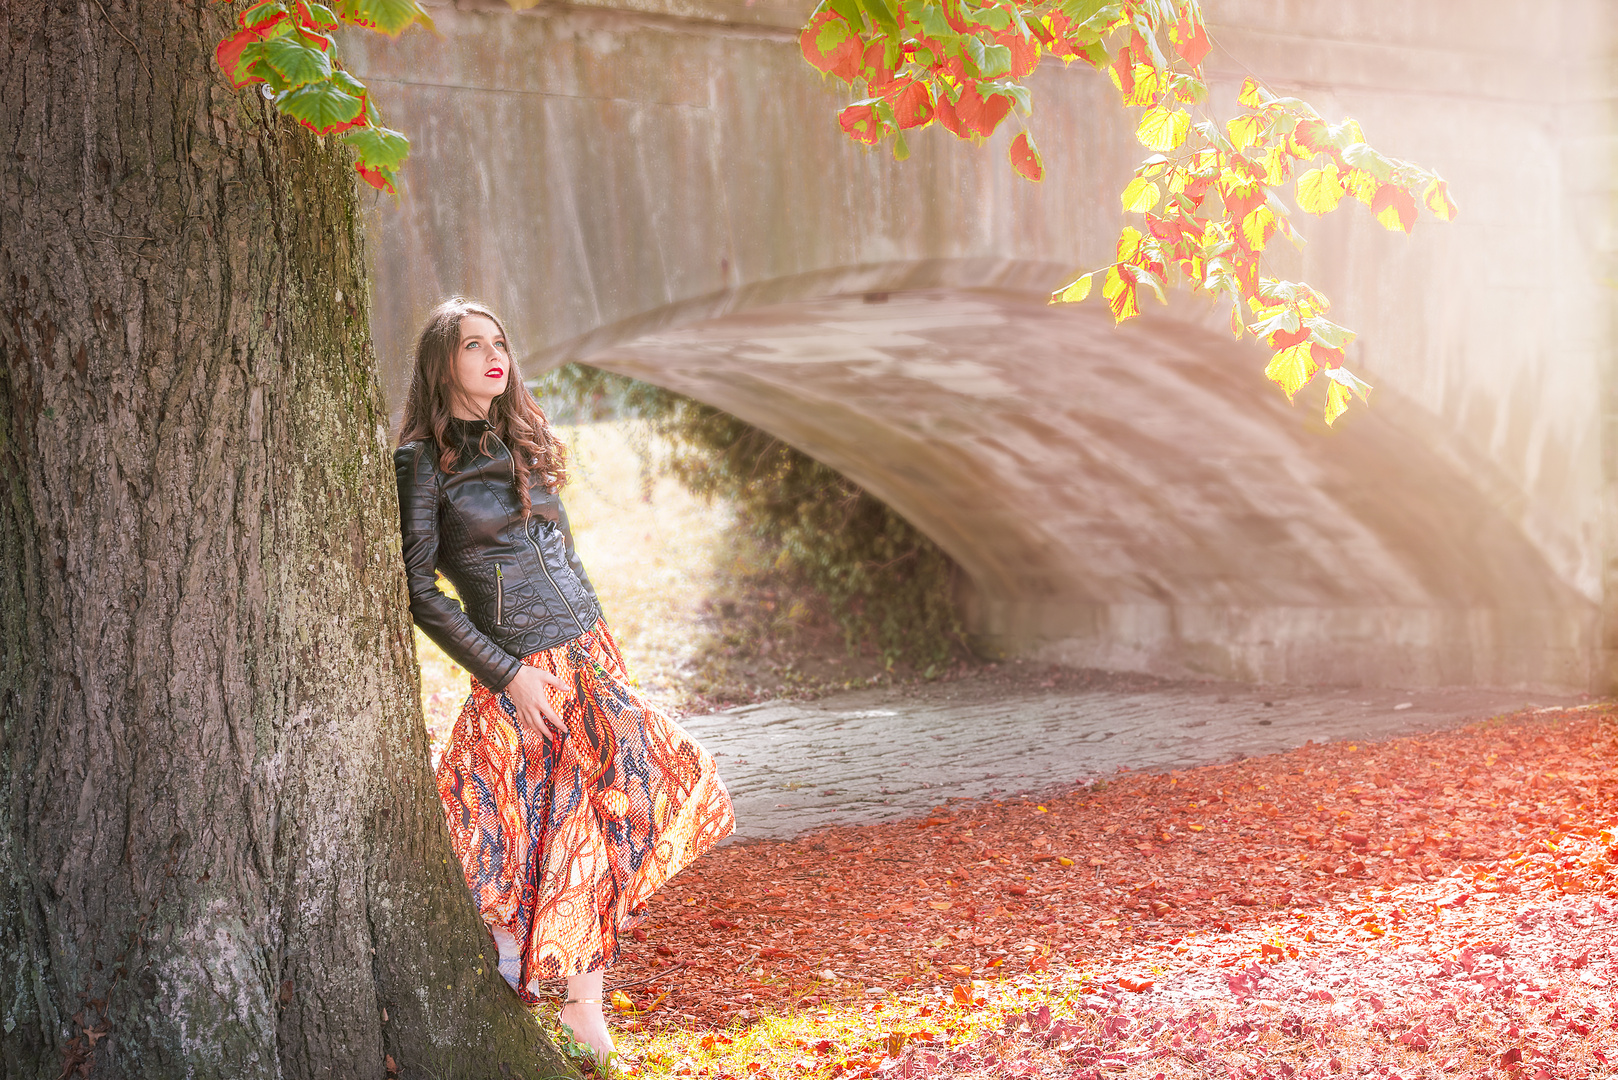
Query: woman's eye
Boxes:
[{"xmin": 465, "ymin": 341, "xmax": 479, "ymax": 350}]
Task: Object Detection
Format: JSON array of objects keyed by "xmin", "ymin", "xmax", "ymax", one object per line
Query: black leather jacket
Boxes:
[{"xmin": 394, "ymin": 417, "xmax": 602, "ymax": 692}]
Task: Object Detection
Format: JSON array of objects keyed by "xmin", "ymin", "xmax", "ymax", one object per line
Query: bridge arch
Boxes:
[{"xmin": 349, "ymin": 0, "xmax": 1611, "ymax": 689}]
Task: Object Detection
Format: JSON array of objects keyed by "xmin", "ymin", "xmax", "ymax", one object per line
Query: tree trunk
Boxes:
[{"xmin": 0, "ymin": 3, "xmax": 576, "ymax": 1077}]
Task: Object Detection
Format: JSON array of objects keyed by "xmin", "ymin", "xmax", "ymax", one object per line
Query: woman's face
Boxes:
[{"xmin": 451, "ymin": 313, "xmax": 510, "ymax": 418}]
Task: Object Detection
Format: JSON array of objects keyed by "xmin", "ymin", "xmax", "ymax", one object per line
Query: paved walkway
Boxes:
[{"xmin": 679, "ymin": 666, "xmax": 1582, "ymax": 840}]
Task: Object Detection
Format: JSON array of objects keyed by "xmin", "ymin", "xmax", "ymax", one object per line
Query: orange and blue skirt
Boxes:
[{"xmin": 435, "ymin": 619, "xmax": 734, "ymax": 999}]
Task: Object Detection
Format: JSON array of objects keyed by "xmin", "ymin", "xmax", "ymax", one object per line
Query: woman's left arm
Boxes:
[{"xmin": 556, "ymin": 500, "xmax": 599, "ymax": 607}]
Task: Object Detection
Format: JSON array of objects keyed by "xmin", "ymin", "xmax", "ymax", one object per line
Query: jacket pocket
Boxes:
[{"xmin": 495, "ymin": 564, "xmax": 504, "ymax": 626}]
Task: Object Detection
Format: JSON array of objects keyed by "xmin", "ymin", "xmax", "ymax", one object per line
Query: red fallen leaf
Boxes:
[
  {"xmin": 1233, "ymin": 894, "xmax": 1260, "ymax": 906},
  {"xmin": 1341, "ymin": 831, "xmax": 1369, "ymax": 847},
  {"xmin": 1009, "ymin": 132, "xmax": 1043, "ymax": 183},
  {"xmin": 656, "ymin": 944, "xmax": 675, "ymax": 957},
  {"xmin": 1499, "ymin": 1047, "xmax": 1523, "ymax": 1067},
  {"xmin": 630, "ymin": 928, "xmax": 648, "ymax": 942},
  {"xmin": 384, "ymin": 1055, "xmax": 398, "ymax": 1076},
  {"xmin": 1329, "ymin": 1059, "xmax": 1343, "ymax": 1074},
  {"xmin": 709, "ymin": 918, "xmax": 739, "ymax": 930},
  {"xmin": 1261, "ymin": 942, "xmax": 1284, "ymax": 959},
  {"xmin": 1006, "ymin": 884, "xmax": 1029, "ymax": 897},
  {"xmin": 812, "ymin": 1040, "xmax": 833, "ymax": 1054},
  {"xmin": 951, "ymin": 983, "xmax": 972, "ymax": 1005},
  {"xmin": 757, "ymin": 946, "xmax": 793, "ymax": 960},
  {"xmin": 1117, "ymin": 975, "xmax": 1154, "ymax": 993},
  {"xmin": 1437, "ymin": 892, "xmax": 1471, "ymax": 908}
]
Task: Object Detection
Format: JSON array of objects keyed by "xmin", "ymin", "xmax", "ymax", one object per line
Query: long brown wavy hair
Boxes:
[{"xmin": 398, "ymin": 297, "xmax": 568, "ymax": 514}]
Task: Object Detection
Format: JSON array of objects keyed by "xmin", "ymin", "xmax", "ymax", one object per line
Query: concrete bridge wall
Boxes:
[{"xmin": 347, "ymin": 0, "xmax": 1616, "ymax": 690}]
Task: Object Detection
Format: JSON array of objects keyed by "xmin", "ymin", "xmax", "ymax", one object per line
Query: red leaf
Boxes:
[
  {"xmin": 952, "ymin": 83, "xmax": 1012, "ymax": 138},
  {"xmin": 1499, "ymin": 1048, "xmax": 1522, "ymax": 1067},
  {"xmin": 1222, "ymin": 185, "xmax": 1264, "ymax": 226},
  {"xmin": 355, "ymin": 163, "xmax": 393, "ymax": 193},
  {"xmin": 995, "ymin": 30, "xmax": 1039, "ymax": 78},
  {"xmin": 799, "ymin": 12, "xmax": 862, "ymax": 83},
  {"xmin": 1371, "ymin": 183, "xmax": 1417, "ymax": 233},
  {"xmin": 1009, "ymin": 132, "xmax": 1043, "ymax": 182},
  {"xmin": 861, "ymin": 40, "xmax": 894, "ymax": 88},
  {"xmin": 837, "ymin": 103, "xmax": 883, "ymax": 145},
  {"xmin": 1110, "ymin": 46, "xmax": 1134, "ymax": 96},
  {"xmin": 1118, "ymin": 975, "xmax": 1154, "ymax": 993},
  {"xmin": 1268, "ymin": 327, "xmax": 1310, "ymax": 350},
  {"xmin": 934, "ymin": 94, "xmax": 966, "ymax": 139},
  {"xmin": 215, "ymin": 25, "xmax": 276, "ymax": 88},
  {"xmin": 887, "ymin": 79, "xmax": 934, "ymax": 130},
  {"xmin": 1310, "ymin": 343, "xmax": 1345, "ymax": 368},
  {"xmin": 1172, "ymin": 17, "xmax": 1210, "ymax": 67}
]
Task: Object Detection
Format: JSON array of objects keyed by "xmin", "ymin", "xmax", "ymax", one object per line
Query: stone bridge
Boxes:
[{"xmin": 346, "ymin": 0, "xmax": 1615, "ymax": 691}]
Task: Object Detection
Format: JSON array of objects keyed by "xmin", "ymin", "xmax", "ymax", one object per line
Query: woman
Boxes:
[{"xmin": 393, "ymin": 297, "xmax": 735, "ymax": 1063}]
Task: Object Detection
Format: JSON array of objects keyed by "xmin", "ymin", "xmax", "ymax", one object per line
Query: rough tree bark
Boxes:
[{"xmin": 0, "ymin": 2, "xmax": 576, "ymax": 1077}]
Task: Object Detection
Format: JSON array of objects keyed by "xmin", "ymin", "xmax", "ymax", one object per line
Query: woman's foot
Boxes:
[{"xmin": 559, "ymin": 998, "xmax": 616, "ymax": 1066}]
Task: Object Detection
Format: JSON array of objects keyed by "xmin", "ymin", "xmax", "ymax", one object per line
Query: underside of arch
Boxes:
[{"xmin": 575, "ymin": 288, "xmax": 1597, "ymax": 691}]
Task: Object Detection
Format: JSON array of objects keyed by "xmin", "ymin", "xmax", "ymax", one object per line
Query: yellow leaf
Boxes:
[
  {"xmin": 1238, "ymin": 76, "xmax": 1269, "ymax": 108},
  {"xmin": 1050, "ymin": 272, "xmax": 1094, "ymax": 304},
  {"xmin": 1226, "ymin": 113, "xmax": 1262, "ymax": 152},
  {"xmin": 1295, "ymin": 165, "xmax": 1345, "ymax": 214},
  {"xmin": 1424, "ymin": 178, "xmax": 1458, "ymax": 221},
  {"xmin": 1241, "ymin": 206, "xmax": 1277, "ymax": 251},
  {"xmin": 1262, "ymin": 144, "xmax": 1289, "ymax": 186},
  {"xmin": 1103, "ymin": 265, "xmax": 1141, "ymax": 323},
  {"xmin": 1115, "ymin": 225, "xmax": 1143, "ymax": 262},
  {"xmin": 1346, "ymin": 169, "xmax": 1378, "ymax": 207},
  {"xmin": 1120, "ymin": 176, "xmax": 1160, "ymax": 213},
  {"xmin": 1058, "ymin": 856, "xmax": 1075, "ymax": 866},
  {"xmin": 1264, "ymin": 343, "xmax": 1318, "ymax": 400},
  {"xmin": 610, "ymin": 990, "xmax": 636, "ymax": 1012},
  {"xmin": 929, "ymin": 900, "xmax": 953, "ymax": 911},
  {"xmin": 1136, "ymin": 106, "xmax": 1190, "ymax": 152},
  {"xmin": 1323, "ymin": 379, "xmax": 1351, "ymax": 426}
]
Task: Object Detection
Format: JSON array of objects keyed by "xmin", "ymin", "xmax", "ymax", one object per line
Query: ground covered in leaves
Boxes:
[{"xmin": 593, "ymin": 707, "xmax": 1618, "ymax": 1079}]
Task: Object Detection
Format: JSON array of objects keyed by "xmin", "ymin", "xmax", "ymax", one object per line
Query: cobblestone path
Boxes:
[{"xmin": 679, "ymin": 666, "xmax": 1580, "ymax": 840}]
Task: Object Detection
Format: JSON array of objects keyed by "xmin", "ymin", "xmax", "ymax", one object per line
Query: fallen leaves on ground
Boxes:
[{"xmin": 604, "ymin": 707, "xmax": 1618, "ymax": 1078}]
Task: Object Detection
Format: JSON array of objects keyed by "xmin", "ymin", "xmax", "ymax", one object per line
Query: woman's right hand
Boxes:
[{"xmin": 503, "ymin": 664, "xmax": 572, "ymax": 742}]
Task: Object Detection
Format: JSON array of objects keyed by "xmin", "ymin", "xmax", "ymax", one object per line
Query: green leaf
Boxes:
[
  {"xmin": 351, "ymin": 0, "xmax": 426, "ymax": 36},
  {"xmin": 977, "ymin": 42, "xmax": 1012, "ymax": 77},
  {"xmin": 1059, "ymin": 0, "xmax": 1108, "ymax": 21},
  {"xmin": 330, "ymin": 68, "xmax": 368, "ymax": 98},
  {"xmin": 1340, "ymin": 142, "xmax": 1392, "ymax": 181},
  {"xmin": 276, "ymin": 79, "xmax": 365, "ymax": 134},
  {"xmin": 892, "ymin": 128, "xmax": 910, "ymax": 161},
  {"xmin": 858, "ymin": 0, "xmax": 898, "ymax": 33},
  {"xmin": 973, "ymin": 6, "xmax": 1011, "ymax": 30},
  {"xmin": 1305, "ymin": 316, "xmax": 1356, "ymax": 349},
  {"xmin": 242, "ymin": 0, "xmax": 286, "ymax": 28},
  {"xmin": 917, "ymin": 4, "xmax": 951, "ymax": 38},
  {"xmin": 342, "ymin": 125, "xmax": 410, "ymax": 170},
  {"xmin": 261, "ymin": 36, "xmax": 332, "ymax": 89},
  {"xmin": 302, "ymin": 2, "xmax": 339, "ymax": 28},
  {"xmin": 827, "ymin": 0, "xmax": 864, "ymax": 30}
]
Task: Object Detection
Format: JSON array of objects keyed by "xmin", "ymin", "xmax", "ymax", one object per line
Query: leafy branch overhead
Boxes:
[
  {"xmin": 214, "ymin": 0, "xmax": 425, "ymax": 193},
  {"xmin": 799, "ymin": 0, "xmax": 1459, "ymax": 424},
  {"xmin": 212, "ymin": 0, "xmax": 1457, "ymax": 425}
]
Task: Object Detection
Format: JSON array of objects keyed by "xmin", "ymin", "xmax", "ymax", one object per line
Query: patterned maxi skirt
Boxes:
[{"xmin": 435, "ymin": 618, "xmax": 734, "ymax": 999}]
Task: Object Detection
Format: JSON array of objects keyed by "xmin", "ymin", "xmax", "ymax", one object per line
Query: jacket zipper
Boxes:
[
  {"xmin": 495, "ymin": 564, "xmax": 503, "ymax": 626},
  {"xmin": 487, "ymin": 431, "xmax": 591, "ymax": 637}
]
